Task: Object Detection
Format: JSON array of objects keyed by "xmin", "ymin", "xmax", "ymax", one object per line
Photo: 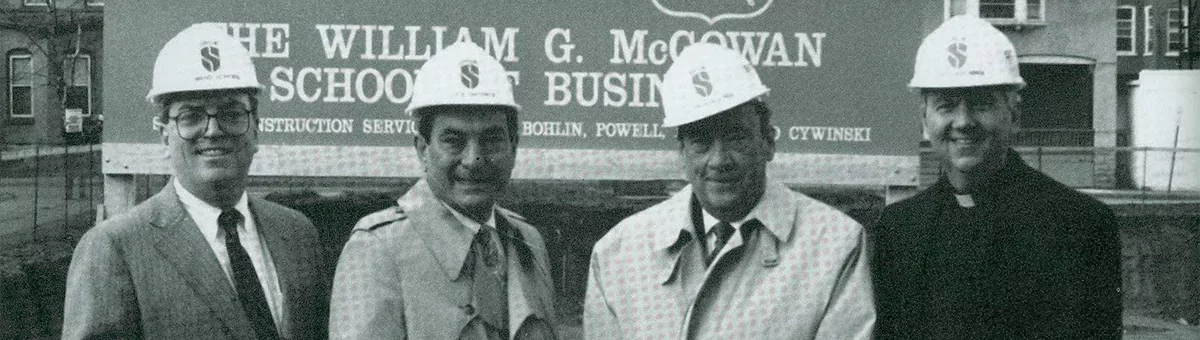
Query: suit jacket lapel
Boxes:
[
  {"xmin": 249, "ymin": 197, "xmax": 300, "ymax": 334},
  {"xmin": 148, "ymin": 184, "xmax": 256, "ymax": 340}
]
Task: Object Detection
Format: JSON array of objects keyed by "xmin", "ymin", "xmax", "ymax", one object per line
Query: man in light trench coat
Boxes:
[
  {"xmin": 329, "ymin": 41, "xmax": 558, "ymax": 340},
  {"xmin": 584, "ymin": 42, "xmax": 876, "ymax": 339}
]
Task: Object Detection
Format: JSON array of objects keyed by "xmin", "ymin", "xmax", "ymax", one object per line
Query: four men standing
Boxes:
[{"xmin": 64, "ymin": 14, "xmax": 1125, "ymax": 340}]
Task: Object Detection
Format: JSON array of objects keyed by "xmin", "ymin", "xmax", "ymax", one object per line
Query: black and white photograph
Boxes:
[{"xmin": 0, "ymin": 0, "xmax": 1197, "ymax": 339}]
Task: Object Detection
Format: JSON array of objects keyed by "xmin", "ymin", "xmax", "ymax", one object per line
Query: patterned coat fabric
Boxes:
[
  {"xmin": 62, "ymin": 183, "xmax": 330, "ymax": 340},
  {"xmin": 585, "ymin": 181, "xmax": 876, "ymax": 340},
  {"xmin": 870, "ymin": 150, "xmax": 1123, "ymax": 339},
  {"xmin": 329, "ymin": 179, "xmax": 557, "ymax": 340}
]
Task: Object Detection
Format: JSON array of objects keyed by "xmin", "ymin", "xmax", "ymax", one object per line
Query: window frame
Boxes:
[
  {"xmin": 85, "ymin": 0, "xmax": 103, "ymax": 6},
  {"xmin": 62, "ymin": 54, "xmax": 92, "ymax": 117},
  {"xmin": 9, "ymin": 53, "xmax": 34, "ymax": 119},
  {"xmin": 1118, "ymin": 5, "xmax": 1138, "ymax": 56},
  {"xmin": 1145, "ymin": 6, "xmax": 1156, "ymax": 56},
  {"xmin": 958, "ymin": 0, "xmax": 1046, "ymax": 25},
  {"xmin": 1166, "ymin": 6, "xmax": 1190, "ymax": 57}
]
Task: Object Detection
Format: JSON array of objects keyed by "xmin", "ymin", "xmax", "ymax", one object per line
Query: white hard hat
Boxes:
[
  {"xmin": 405, "ymin": 41, "xmax": 520, "ymax": 115},
  {"xmin": 146, "ymin": 23, "xmax": 263, "ymax": 103},
  {"xmin": 909, "ymin": 15, "xmax": 1025, "ymax": 89},
  {"xmin": 661, "ymin": 42, "xmax": 770, "ymax": 128}
]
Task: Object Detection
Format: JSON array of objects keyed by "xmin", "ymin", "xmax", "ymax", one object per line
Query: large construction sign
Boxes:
[{"xmin": 104, "ymin": 0, "xmax": 922, "ymax": 185}]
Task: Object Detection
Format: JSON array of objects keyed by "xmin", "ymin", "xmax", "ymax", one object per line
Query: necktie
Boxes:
[
  {"xmin": 471, "ymin": 227, "xmax": 509, "ymax": 336},
  {"xmin": 708, "ymin": 221, "xmax": 736, "ymax": 265},
  {"xmin": 218, "ymin": 210, "xmax": 280, "ymax": 340}
]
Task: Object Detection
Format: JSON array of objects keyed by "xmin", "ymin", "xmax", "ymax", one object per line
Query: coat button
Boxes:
[{"xmin": 461, "ymin": 304, "xmax": 475, "ymax": 315}]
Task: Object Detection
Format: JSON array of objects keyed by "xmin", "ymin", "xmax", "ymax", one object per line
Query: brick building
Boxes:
[{"xmin": 0, "ymin": 0, "xmax": 102, "ymax": 146}]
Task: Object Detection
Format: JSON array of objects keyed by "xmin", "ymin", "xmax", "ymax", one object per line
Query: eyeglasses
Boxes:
[{"xmin": 167, "ymin": 109, "xmax": 253, "ymax": 140}]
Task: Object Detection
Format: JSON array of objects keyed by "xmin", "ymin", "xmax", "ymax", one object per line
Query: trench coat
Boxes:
[
  {"xmin": 62, "ymin": 183, "xmax": 330, "ymax": 340},
  {"xmin": 585, "ymin": 181, "xmax": 875, "ymax": 339},
  {"xmin": 329, "ymin": 179, "xmax": 557, "ymax": 340},
  {"xmin": 870, "ymin": 150, "xmax": 1123, "ymax": 339}
]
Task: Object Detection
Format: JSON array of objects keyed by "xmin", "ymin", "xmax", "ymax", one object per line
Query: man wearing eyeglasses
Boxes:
[
  {"xmin": 584, "ymin": 43, "xmax": 875, "ymax": 339},
  {"xmin": 63, "ymin": 24, "xmax": 329, "ymax": 340}
]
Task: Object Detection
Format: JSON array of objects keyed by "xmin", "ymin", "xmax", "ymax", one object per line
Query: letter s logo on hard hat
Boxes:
[
  {"xmin": 691, "ymin": 69, "xmax": 713, "ymax": 97},
  {"xmin": 405, "ymin": 41, "xmax": 521, "ymax": 115},
  {"xmin": 946, "ymin": 41, "xmax": 967, "ymax": 69},
  {"xmin": 908, "ymin": 15, "xmax": 1026, "ymax": 89},
  {"xmin": 200, "ymin": 43, "xmax": 221, "ymax": 72},
  {"xmin": 146, "ymin": 23, "xmax": 264, "ymax": 104},
  {"xmin": 661, "ymin": 42, "xmax": 769, "ymax": 127},
  {"xmin": 460, "ymin": 60, "xmax": 480, "ymax": 89}
]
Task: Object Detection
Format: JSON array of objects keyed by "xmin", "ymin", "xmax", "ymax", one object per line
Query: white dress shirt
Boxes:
[
  {"xmin": 441, "ymin": 202, "xmax": 506, "ymax": 266},
  {"xmin": 700, "ymin": 199, "xmax": 766, "ymax": 257},
  {"xmin": 173, "ymin": 179, "xmax": 288, "ymax": 336}
]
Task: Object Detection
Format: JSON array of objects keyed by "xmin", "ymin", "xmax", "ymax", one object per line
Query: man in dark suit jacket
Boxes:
[
  {"xmin": 870, "ymin": 16, "xmax": 1122, "ymax": 339},
  {"xmin": 62, "ymin": 23, "xmax": 328, "ymax": 340}
]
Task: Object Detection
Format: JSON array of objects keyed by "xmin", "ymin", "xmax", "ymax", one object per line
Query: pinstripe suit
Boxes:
[{"xmin": 62, "ymin": 183, "xmax": 330, "ymax": 340}]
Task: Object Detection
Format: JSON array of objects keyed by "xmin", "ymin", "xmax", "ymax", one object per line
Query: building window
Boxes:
[
  {"xmin": 1025, "ymin": 0, "xmax": 1042, "ymax": 20},
  {"xmin": 1145, "ymin": 6, "xmax": 1156, "ymax": 55},
  {"xmin": 85, "ymin": 0, "xmax": 103, "ymax": 6},
  {"xmin": 973, "ymin": 0, "xmax": 1045, "ymax": 23},
  {"xmin": 22, "ymin": 0, "xmax": 49, "ymax": 6},
  {"xmin": 1118, "ymin": 6, "xmax": 1137, "ymax": 55},
  {"xmin": 1167, "ymin": 7, "xmax": 1190, "ymax": 56},
  {"xmin": 63, "ymin": 55, "xmax": 91, "ymax": 117},
  {"xmin": 9, "ymin": 53, "xmax": 33, "ymax": 119}
]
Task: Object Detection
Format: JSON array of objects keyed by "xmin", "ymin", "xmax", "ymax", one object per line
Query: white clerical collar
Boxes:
[{"xmin": 954, "ymin": 193, "xmax": 976, "ymax": 208}]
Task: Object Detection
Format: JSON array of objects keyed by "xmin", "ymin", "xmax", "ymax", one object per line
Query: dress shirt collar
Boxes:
[
  {"xmin": 441, "ymin": 202, "xmax": 498, "ymax": 233},
  {"xmin": 173, "ymin": 178, "xmax": 252, "ymax": 244},
  {"xmin": 653, "ymin": 181, "xmax": 798, "ymax": 253},
  {"xmin": 700, "ymin": 200, "xmax": 765, "ymax": 237}
]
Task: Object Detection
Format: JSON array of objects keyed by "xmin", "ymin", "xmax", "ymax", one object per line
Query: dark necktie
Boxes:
[
  {"xmin": 471, "ymin": 227, "xmax": 509, "ymax": 337},
  {"xmin": 218, "ymin": 210, "xmax": 280, "ymax": 340},
  {"xmin": 708, "ymin": 221, "xmax": 736, "ymax": 266}
]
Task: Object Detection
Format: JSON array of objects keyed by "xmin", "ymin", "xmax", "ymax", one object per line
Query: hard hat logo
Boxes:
[
  {"xmin": 145, "ymin": 23, "xmax": 264, "ymax": 103},
  {"xmin": 908, "ymin": 15, "xmax": 1026, "ymax": 89},
  {"xmin": 946, "ymin": 41, "xmax": 968, "ymax": 69},
  {"xmin": 199, "ymin": 43, "xmax": 221, "ymax": 72},
  {"xmin": 661, "ymin": 42, "xmax": 769, "ymax": 127},
  {"xmin": 459, "ymin": 60, "xmax": 480, "ymax": 89},
  {"xmin": 405, "ymin": 41, "xmax": 521, "ymax": 115},
  {"xmin": 691, "ymin": 69, "xmax": 713, "ymax": 97}
]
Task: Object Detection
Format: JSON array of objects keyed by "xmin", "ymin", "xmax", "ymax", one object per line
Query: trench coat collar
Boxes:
[
  {"xmin": 651, "ymin": 182, "xmax": 797, "ymax": 251},
  {"xmin": 400, "ymin": 179, "xmax": 535, "ymax": 281},
  {"xmin": 650, "ymin": 181, "xmax": 798, "ymax": 284}
]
